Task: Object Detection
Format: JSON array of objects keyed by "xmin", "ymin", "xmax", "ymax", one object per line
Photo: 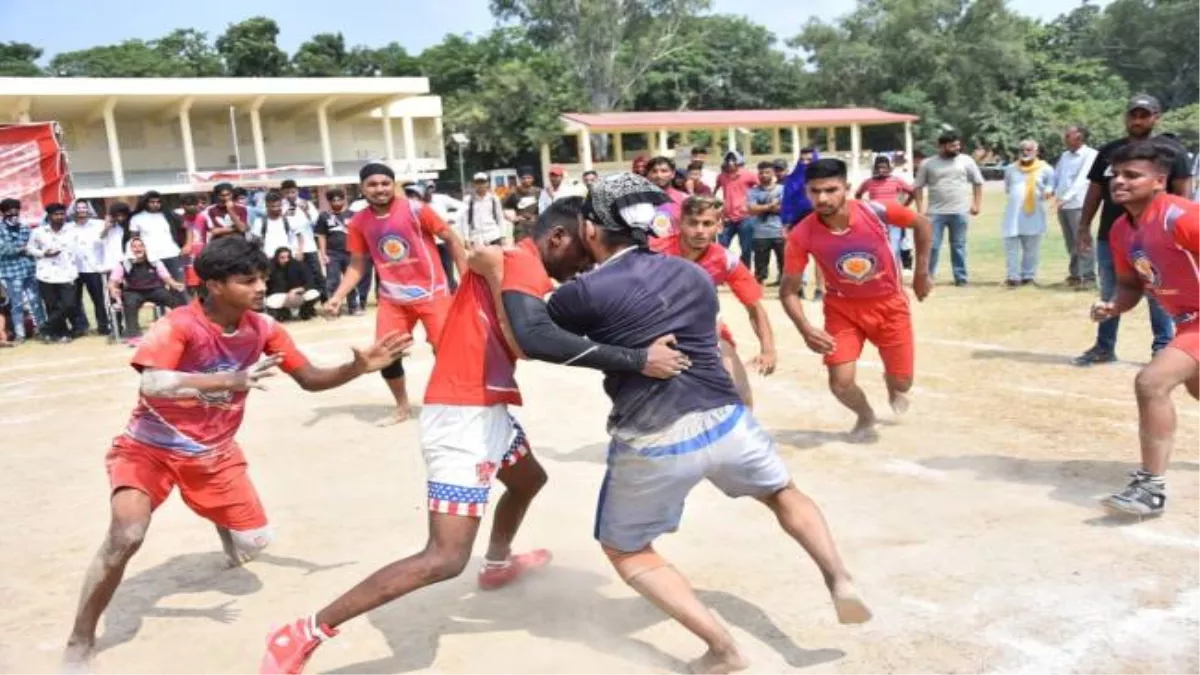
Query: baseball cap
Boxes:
[
  {"xmin": 472, "ymin": 171, "xmax": 488, "ymax": 182},
  {"xmin": 723, "ymin": 150, "xmax": 745, "ymax": 166},
  {"xmin": 1126, "ymin": 93, "xmax": 1162, "ymax": 115},
  {"xmin": 549, "ymin": 164, "xmax": 565, "ymax": 176},
  {"xmin": 772, "ymin": 158, "xmax": 789, "ymax": 171}
]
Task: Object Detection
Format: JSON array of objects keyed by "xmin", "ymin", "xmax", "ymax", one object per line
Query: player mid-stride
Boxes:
[
  {"xmin": 1091, "ymin": 141, "xmax": 1199, "ymax": 517},
  {"xmin": 652, "ymin": 195, "xmax": 777, "ymax": 406},
  {"xmin": 780, "ymin": 158, "xmax": 932, "ymax": 442},
  {"xmin": 62, "ymin": 237, "xmax": 410, "ymax": 672}
]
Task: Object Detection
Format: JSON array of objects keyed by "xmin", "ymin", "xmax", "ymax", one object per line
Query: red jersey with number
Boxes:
[
  {"xmin": 1110, "ymin": 193, "xmax": 1199, "ymax": 324},
  {"xmin": 424, "ymin": 239, "xmax": 554, "ymax": 407},
  {"xmin": 784, "ymin": 200, "xmax": 917, "ymax": 299},
  {"xmin": 124, "ymin": 302, "xmax": 308, "ymax": 455},
  {"xmin": 348, "ymin": 198, "xmax": 449, "ymax": 305}
]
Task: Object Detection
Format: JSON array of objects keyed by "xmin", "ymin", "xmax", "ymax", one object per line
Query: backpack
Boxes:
[
  {"xmin": 466, "ymin": 194, "xmax": 501, "ymax": 233},
  {"xmin": 251, "ymin": 215, "xmax": 292, "ymax": 250}
]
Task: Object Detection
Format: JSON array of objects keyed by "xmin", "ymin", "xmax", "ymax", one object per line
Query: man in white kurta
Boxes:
[{"xmin": 1001, "ymin": 140, "xmax": 1055, "ymax": 285}]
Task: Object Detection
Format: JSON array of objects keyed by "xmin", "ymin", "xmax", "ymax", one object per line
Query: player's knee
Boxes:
[
  {"xmin": 231, "ymin": 525, "xmax": 274, "ymax": 553},
  {"xmin": 421, "ymin": 547, "xmax": 472, "ymax": 583},
  {"xmin": 1134, "ymin": 367, "xmax": 1172, "ymax": 401},
  {"xmin": 107, "ymin": 520, "xmax": 148, "ymax": 560},
  {"xmin": 887, "ymin": 375, "xmax": 913, "ymax": 392},
  {"xmin": 828, "ymin": 374, "xmax": 856, "ymax": 398},
  {"xmin": 380, "ymin": 358, "xmax": 405, "ymax": 381}
]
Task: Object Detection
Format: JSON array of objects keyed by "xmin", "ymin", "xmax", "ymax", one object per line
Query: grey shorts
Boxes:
[{"xmin": 594, "ymin": 404, "xmax": 791, "ymax": 553}]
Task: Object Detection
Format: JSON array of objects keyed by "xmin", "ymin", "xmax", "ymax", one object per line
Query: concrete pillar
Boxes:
[
  {"xmin": 249, "ymin": 95, "xmax": 267, "ymax": 170},
  {"xmin": 101, "ymin": 98, "xmax": 124, "ymax": 188},
  {"xmin": 540, "ymin": 140, "xmax": 552, "ymax": 187},
  {"xmin": 850, "ymin": 123, "xmax": 862, "ymax": 182},
  {"xmin": 771, "ymin": 128, "xmax": 782, "ymax": 156},
  {"xmin": 790, "ymin": 125, "xmax": 800, "ymax": 164},
  {"xmin": 401, "ymin": 115, "xmax": 416, "ymax": 164},
  {"xmin": 579, "ymin": 129, "xmax": 594, "ymax": 171},
  {"xmin": 904, "ymin": 120, "xmax": 914, "ymax": 178},
  {"xmin": 800, "ymin": 127, "xmax": 809, "ymax": 151},
  {"xmin": 381, "ymin": 110, "xmax": 396, "ymax": 164},
  {"xmin": 727, "ymin": 127, "xmax": 737, "ymax": 155},
  {"xmin": 178, "ymin": 96, "xmax": 197, "ymax": 176},
  {"xmin": 827, "ymin": 126, "xmax": 837, "ymax": 153},
  {"xmin": 657, "ymin": 126, "xmax": 669, "ymax": 156},
  {"xmin": 614, "ymin": 132, "xmax": 624, "ymax": 164},
  {"xmin": 317, "ymin": 100, "xmax": 334, "ymax": 176}
]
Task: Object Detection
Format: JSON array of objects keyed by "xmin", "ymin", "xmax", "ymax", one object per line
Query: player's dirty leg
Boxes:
[
  {"xmin": 376, "ymin": 297, "xmax": 450, "ymax": 425},
  {"xmin": 719, "ymin": 337, "xmax": 753, "ymax": 409}
]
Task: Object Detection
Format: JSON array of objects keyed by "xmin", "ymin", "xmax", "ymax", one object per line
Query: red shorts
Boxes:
[
  {"xmin": 106, "ymin": 436, "xmax": 267, "ymax": 532},
  {"xmin": 823, "ymin": 293, "xmax": 914, "ymax": 377},
  {"xmin": 1168, "ymin": 321, "xmax": 1199, "ymax": 361},
  {"xmin": 717, "ymin": 320, "xmax": 736, "ymax": 348},
  {"xmin": 377, "ymin": 295, "xmax": 451, "ymax": 347}
]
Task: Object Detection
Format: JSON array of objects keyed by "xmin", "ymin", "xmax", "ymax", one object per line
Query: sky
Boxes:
[{"xmin": 5, "ymin": 0, "xmax": 1105, "ymax": 64}]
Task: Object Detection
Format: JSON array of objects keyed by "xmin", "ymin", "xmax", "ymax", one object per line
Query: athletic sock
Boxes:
[
  {"xmin": 483, "ymin": 557, "xmax": 512, "ymax": 570},
  {"xmin": 307, "ymin": 614, "xmax": 335, "ymax": 640},
  {"xmin": 1134, "ymin": 469, "xmax": 1166, "ymax": 488}
]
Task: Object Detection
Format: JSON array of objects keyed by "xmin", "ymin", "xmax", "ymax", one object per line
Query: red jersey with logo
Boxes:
[
  {"xmin": 855, "ymin": 176, "xmax": 914, "ymax": 204},
  {"xmin": 348, "ymin": 198, "xmax": 449, "ymax": 305},
  {"xmin": 124, "ymin": 302, "xmax": 309, "ymax": 455},
  {"xmin": 652, "ymin": 187, "xmax": 689, "ymax": 236},
  {"xmin": 424, "ymin": 239, "xmax": 554, "ymax": 407},
  {"xmin": 652, "ymin": 234, "xmax": 762, "ymax": 306},
  {"xmin": 1110, "ymin": 193, "xmax": 1199, "ymax": 323},
  {"xmin": 785, "ymin": 200, "xmax": 917, "ymax": 299}
]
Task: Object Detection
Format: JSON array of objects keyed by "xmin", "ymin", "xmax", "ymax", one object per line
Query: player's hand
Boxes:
[
  {"xmin": 1090, "ymin": 300, "xmax": 1118, "ymax": 322},
  {"xmin": 913, "ymin": 271, "xmax": 933, "ymax": 302},
  {"xmin": 1076, "ymin": 230, "xmax": 1094, "ymax": 255},
  {"xmin": 751, "ymin": 348, "xmax": 777, "ymax": 376},
  {"xmin": 323, "ymin": 295, "xmax": 344, "ymax": 318},
  {"xmin": 969, "ymin": 204, "xmax": 981, "ymax": 217},
  {"xmin": 353, "ymin": 331, "xmax": 413, "ymax": 373},
  {"xmin": 230, "ymin": 355, "xmax": 283, "ymax": 391},
  {"xmin": 800, "ymin": 327, "xmax": 836, "ymax": 355},
  {"xmin": 168, "ymin": 280, "xmax": 185, "ymax": 293},
  {"xmin": 467, "ymin": 244, "xmax": 505, "ymax": 282},
  {"xmin": 642, "ymin": 333, "xmax": 691, "ymax": 379}
]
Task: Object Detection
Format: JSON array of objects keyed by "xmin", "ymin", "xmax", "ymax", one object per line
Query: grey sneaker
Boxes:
[{"xmin": 1101, "ymin": 476, "xmax": 1166, "ymax": 517}]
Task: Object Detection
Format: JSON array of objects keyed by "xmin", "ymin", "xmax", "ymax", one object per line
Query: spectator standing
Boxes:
[
  {"xmin": 106, "ymin": 237, "xmax": 185, "ymax": 345},
  {"xmin": 855, "ymin": 155, "xmax": 915, "ymax": 259},
  {"xmin": 912, "ymin": 130, "xmax": 984, "ymax": 286},
  {"xmin": 1053, "ymin": 125, "xmax": 1099, "ymax": 288},
  {"xmin": 747, "ymin": 161, "xmax": 785, "ymax": 285},
  {"xmin": 0, "ymin": 198, "xmax": 44, "ymax": 344},
  {"xmin": 502, "ymin": 167, "xmax": 543, "ymax": 241},
  {"xmin": 1000, "ymin": 140, "xmax": 1055, "ymax": 287},
  {"xmin": 715, "ymin": 150, "xmax": 760, "ymax": 267},
  {"xmin": 538, "ymin": 165, "xmax": 575, "ymax": 212},
  {"xmin": 781, "ymin": 147, "xmax": 826, "ymax": 300},
  {"xmin": 70, "ymin": 199, "xmax": 111, "ymax": 335},
  {"xmin": 582, "ymin": 170, "xmax": 599, "ymax": 189},
  {"xmin": 684, "ymin": 160, "xmax": 713, "ymax": 196},
  {"xmin": 423, "ymin": 181, "xmax": 464, "ymax": 293},
  {"xmin": 179, "ymin": 195, "xmax": 209, "ymax": 295},
  {"xmin": 315, "ymin": 188, "xmax": 364, "ymax": 315},
  {"xmin": 645, "ymin": 156, "xmax": 688, "ymax": 235},
  {"xmin": 690, "ymin": 146, "xmax": 719, "ymax": 190},
  {"xmin": 458, "ymin": 172, "xmax": 507, "ymax": 247},
  {"xmin": 129, "ymin": 191, "xmax": 185, "ymax": 283},
  {"xmin": 281, "ymin": 179, "xmax": 324, "ymax": 299},
  {"xmin": 204, "ymin": 183, "xmax": 249, "ymax": 240},
  {"xmin": 26, "ymin": 203, "xmax": 81, "ymax": 343},
  {"xmin": 1073, "ymin": 94, "xmax": 1193, "ymax": 365}
]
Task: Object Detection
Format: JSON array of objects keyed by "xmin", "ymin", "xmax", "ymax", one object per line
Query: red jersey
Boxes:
[
  {"xmin": 855, "ymin": 176, "xmax": 914, "ymax": 204},
  {"xmin": 652, "ymin": 233, "xmax": 762, "ymax": 306},
  {"xmin": 785, "ymin": 200, "xmax": 917, "ymax": 299},
  {"xmin": 348, "ymin": 198, "xmax": 449, "ymax": 305},
  {"xmin": 424, "ymin": 239, "xmax": 554, "ymax": 407},
  {"xmin": 183, "ymin": 211, "xmax": 209, "ymax": 254},
  {"xmin": 652, "ymin": 188, "xmax": 689, "ymax": 236},
  {"xmin": 716, "ymin": 168, "xmax": 759, "ymax": 221},
  {"xmin": 203, "ymin": 204, "xmax": 248, "ymax": 237},
  {"xmin": 124, "ymin": 302, "xmax": 308, "ymax": 455},
  {"xmin": 1110, "ymin": 193, "xmax": 1199, "ymax": 324}
]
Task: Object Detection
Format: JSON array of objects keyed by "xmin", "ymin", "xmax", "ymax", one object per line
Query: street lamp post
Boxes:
[{"xmin": 451, "ymin": 133, "xmax": 470, "ymax": 199}]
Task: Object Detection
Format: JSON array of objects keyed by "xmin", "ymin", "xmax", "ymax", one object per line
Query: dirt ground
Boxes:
[{"xmin": 1, "ymin": 212, "xmax": 1197, "ymax": 674}]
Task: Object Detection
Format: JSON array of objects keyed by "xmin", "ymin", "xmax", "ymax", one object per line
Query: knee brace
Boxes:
[
  {"xmin": 380, "ymin": 358, "xmax": 405, "ymax": 380},
  {"xmin": 230, "ymin": 524, "xmax": 274, "ymax": 553}
]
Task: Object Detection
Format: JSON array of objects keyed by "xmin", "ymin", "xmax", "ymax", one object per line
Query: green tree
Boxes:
[
  {"xmin": 347, "ymin": 43, "xmax": 421, "ymax": 77},
  {"xmin": 1089, "ymin": 0, "xmax": 1200, "ymax": 109},
  {"xmin": 154, "ymin": 29, "xmax": 224, "ymax": 76},
  {"xmin": 216, "ymin": 17, "xmax": 289, "ymax": 77},
  {"xmin": 490, "ymin": 0, "xmax": 710, "ymax": 111},
  {"xmin": 49, "ymin": 41, "xmax": 171, "ymax": 77},
  {"xmin": 292, "ymin": 33, "xmax": 349, "ymax": 76},
  {"xmin": 0, "ymin": 42, "xmax": 43, "ymax": 76}
]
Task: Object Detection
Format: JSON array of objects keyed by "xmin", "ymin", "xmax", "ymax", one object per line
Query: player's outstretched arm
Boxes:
[
  {"xmin": 139, "ymin": 356, "xmax": 284, "ymax": 398},
  {"xmin": 910, "ymin": 211, "xmax": 934, "ymax": 301},
  {"xmin": 744, "ymin": 300, "xmax": 777, "ymax": 375},
  {"xmin": 288, "ymin": 331, "xmax": 413, "ymax": 392},
  {"xmin": 324, "ymin": 253, "xmax": 367, "ymax": 317}
]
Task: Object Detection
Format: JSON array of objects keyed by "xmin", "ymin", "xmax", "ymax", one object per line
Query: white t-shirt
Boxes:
[
  {"xmin": 102, "ymin": 226, "xmax": 128, "ymax": 271},
  {"xmin": 283, "ymin": 198, "xmax": 315, "ymax": 251},
  {"xmin": 72, "ymin": 218, "xmax": 108, "ymax": 273},
  {"xmin": 129, "ymin": 211, "xmax": 181, "ymax": 261},
  {"xmin": 256, "ymin": 216, "xmax": 300, "ymax": 255}
]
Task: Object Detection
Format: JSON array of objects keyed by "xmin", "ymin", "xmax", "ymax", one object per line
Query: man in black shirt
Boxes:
[
  {"xmin": 314, "ymin": 188, "xmax": 360, "ymax": 315},
  {"xmin": 1074, "ymin": 94, "xmax": 1194, "ymax": 365}
]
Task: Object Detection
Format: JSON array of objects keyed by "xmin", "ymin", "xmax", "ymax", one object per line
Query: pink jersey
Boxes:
[
  {"xmin": 855, "ymin": 176, "xmax": 914, "ymax": 204},
  {"xmin": 124, "ymin": 302, "xmax": 308, "ymax": 455},
  {"xmin": 348, "ymin": 198, "xmax": 449, "ymax": 305},
  {"xmin": 1110, "ymin": 193, "xmax": 1199, "ymax": 324},
  {"xmin": 784, "ymin": 200, "xmax": 917, "ymax": 299},
  {"xmin": 716, "ymin": 168, "xmax": 759, "ymax": 221}
]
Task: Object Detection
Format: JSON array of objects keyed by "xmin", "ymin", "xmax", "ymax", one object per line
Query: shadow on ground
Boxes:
[
  {"xmin": 303, "ymin": 404, "xmax": 420, "ymax": 427},
  {"xmin": 919, "ymin": 455, "xmax": 1200, "ymax": 510},
  {"xmin": 323, "ymin": 564, "xmax": 843, "ymax": 674},
  {"xmin": 95, "ymin": 551, "xmax": 354, "ymax": 654}
]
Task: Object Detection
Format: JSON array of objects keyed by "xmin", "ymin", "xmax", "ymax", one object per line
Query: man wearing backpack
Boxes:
[
  {"xmin": 458, "ymin": 172, "xmax": 507, "ymax": 247},
  {"xmin": 251, "ymin": 191, "xmax": 308, "ymax": 260}
]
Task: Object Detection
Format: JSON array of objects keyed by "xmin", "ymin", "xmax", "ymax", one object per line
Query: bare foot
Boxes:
[
  {"xmin": 61, "ymin": 638, "xmax": 94, "ymax": 674},
  {"xmin": 830, "ymin": 580, "xmax": 873, "ymax": 624},
  {"xmin": 688, "ymin": 645, "xmax": 749, "ymax": 674},
  {"xmin": 217, "ymin": 526, "xmax": 260, "ymax": 567},
  {"xmin": 889, "ymin": 391, "xmax": 910, "ymax": 417},
  {"xmin": 376, "ymin": 404, "xmax": 412, "ymax": 427},
  {"xmin": 847, "ymin": 417, "xmax": 879, "ymax": 444}
]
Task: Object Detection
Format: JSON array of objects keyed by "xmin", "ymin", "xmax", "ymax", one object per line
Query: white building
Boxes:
[{"xmin": 0, "ymin": 77, "xmax": 446, "ymax": 199}]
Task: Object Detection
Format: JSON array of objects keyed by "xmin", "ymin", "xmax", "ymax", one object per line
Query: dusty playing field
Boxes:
[{"xmin": 1, "ymin": 216, "xmax": 1198, "ymax": 674}]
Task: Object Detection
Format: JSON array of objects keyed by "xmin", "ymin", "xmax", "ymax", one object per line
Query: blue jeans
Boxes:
[
  {"xmin": 718, "ymin": 219, "xmax": 754, "ymax": 268},
  {"xmin": 888, "ymin": 226, "xmax": 904, "ymax": 260},
  {"xmin": 1095, "ymin": 240, "xmax": 1174, "ymax": 354},
  {"xmin": 929, "ymin": 213, "xmax": 969, "ymax": 283},
  {"xmin": 1, "ymin": 272, "xmax": 46, "ymax": 339}
]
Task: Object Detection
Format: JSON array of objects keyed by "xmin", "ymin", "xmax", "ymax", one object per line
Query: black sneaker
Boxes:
[
  {"xmin": 954, "ymin": 280, "xmax": 968, "ymax": 287},
  {"xmin": 1101, "ymin": 475, "xmax": 1165, "ymax": 517},
  {"xmin": 1073, "ymin": 347, "xmax": 1116, "ymax": 366}
]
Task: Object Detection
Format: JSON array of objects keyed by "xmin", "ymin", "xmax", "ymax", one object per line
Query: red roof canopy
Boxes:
[{"xmin": 561, "ymin": 108, "xmax": 917, "ymax": 131}]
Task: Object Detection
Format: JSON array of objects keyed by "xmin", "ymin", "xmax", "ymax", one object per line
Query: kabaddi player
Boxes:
[
  {"xmin": 780, "ymin": 159, "xmax": 933, "ymax": 442},
  {"xmin": 258, "ymin": 197, "xmax": 690, "ymax": 675},
  {"xmin": 1091, "ymin": 141, "xmax": 1199, "ymax": 517},
  {"xmin": 652, "ymin": 194, "xmax": 777, "ymax": 406},
  {"xmin": 62, "ymin": 236, "xmax": 410, "ymax": 672},
  {"xmin": 482, "ymin": 174, "xmax": 870, "ymax": 673},
  {"xmin": 324, "ymin": 163, "xmax": 468, "ymax": 424}
]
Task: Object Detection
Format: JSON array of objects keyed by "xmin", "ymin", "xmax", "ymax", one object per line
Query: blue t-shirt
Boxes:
[{"xmin": 547, "ymin": 247, "xmax": 741, "ymax": 435}]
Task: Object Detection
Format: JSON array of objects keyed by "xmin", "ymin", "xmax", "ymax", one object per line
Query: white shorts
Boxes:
[
  {"xmin": 420, "ymin": 404, "xmax": 531, "ymax": 517},
  {"xmin": 594, "ymin": 404, "xmax": 790, "ymax": 552}
]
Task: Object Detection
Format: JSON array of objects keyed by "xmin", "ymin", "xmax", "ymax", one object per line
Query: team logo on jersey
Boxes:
[
  {"xmin": 1131, "ymin": 250, "xmax": 1161, "ymax": 289},
  {"xmin": 377, "ymin": 234, "xmax": 410, "ymax": 262},
  {"xmin": 652, "ymin": 211, "xmax": 672, "ymax": 237},
  {"xmin": 836, "ymin": 252, "xmax": 878, "ymax": 283}
]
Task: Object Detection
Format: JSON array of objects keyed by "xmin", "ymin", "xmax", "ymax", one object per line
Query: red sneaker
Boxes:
[
  {"xmin": 477, "ymin": 549, "xmax": 553, "ymax": 591},
  {"xmin": 259, "ymin": 617, "xmax": 336, "ymax": 674}
]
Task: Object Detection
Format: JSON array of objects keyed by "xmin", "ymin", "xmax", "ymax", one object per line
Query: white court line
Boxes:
[
  {"xmin": 1011, "ymin": 385, "xmax": 1200, "ymax": 418},
  {"xmin": 1121, "ymin": 527, "xmax": 1200, "ymax": 549},
  {"xmin": 0, "ymin": 367, "xmax": 127, "ymax": 390}
]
